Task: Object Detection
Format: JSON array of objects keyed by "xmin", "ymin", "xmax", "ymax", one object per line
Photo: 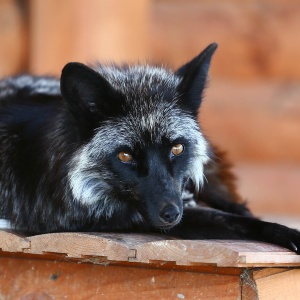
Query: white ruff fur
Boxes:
[{"xmin": 68, "ymin": 117, "xmax": 209, "ymax": 206}]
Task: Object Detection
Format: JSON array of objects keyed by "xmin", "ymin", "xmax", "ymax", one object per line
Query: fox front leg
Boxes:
[{"xmin": 167, "ymin": 207, "xmax": 300, "ymax": 254}]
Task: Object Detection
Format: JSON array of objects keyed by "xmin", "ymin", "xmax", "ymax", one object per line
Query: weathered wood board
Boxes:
[
  {"xmin": 1, "ymin": 230, "xmax": 300, "ymax": 299},
  {"xmin": 1, "ymin": 230, "xmax": 300, "ymax": 268}
]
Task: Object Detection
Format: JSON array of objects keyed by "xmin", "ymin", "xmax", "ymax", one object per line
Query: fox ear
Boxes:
[
  {"xmin": 175, "ymin": 43, "xmax": 218, "ymax": 115},
  {"xmin": 60, "ymin": 62, "xmax": 122, "ymax": 123}
]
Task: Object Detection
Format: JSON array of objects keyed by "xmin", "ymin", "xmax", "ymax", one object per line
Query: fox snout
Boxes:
[
  {"xmin": 159, "ymin": 204, "xmax": 181, "ymax": 226},
  {"xmin": 136, "ymin": 171, "xmax": 185, "ymax": 230},
  {"xmin": 143, "ymin": 196, "xmax": 183, "ymax": 230}
]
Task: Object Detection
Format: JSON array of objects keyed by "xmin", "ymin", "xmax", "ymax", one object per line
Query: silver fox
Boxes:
[{"xmin": 0, "ymin": 43, "xmax": 299, "ymax": 254}]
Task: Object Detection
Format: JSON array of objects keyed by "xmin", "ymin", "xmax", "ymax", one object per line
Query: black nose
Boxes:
[{"xmin": 159, "ymin": 205, "xmax": 180, "ymax": 224}]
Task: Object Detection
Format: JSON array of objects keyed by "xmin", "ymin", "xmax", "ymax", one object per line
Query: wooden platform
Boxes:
[{"xmin": 1, "ymin": 230, "xmax": 300, "ymax": 299}]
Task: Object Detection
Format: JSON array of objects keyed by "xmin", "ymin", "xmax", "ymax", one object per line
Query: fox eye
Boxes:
[
  {"xmin": 171, "ymin": 144, "xmax": 184, "ymax": 156},
  {"xmin": 118, "ymin": 151, "xmax": 133, "ymax": 163}
]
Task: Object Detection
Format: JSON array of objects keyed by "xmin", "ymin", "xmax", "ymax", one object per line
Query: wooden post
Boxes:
[
  {"xmin": 0, "ymin": 0, "xmax": 28, "ymax": 77},
  {"xmin": 28, "ymin": 0, "xmax": 150, "ymax": 75}
]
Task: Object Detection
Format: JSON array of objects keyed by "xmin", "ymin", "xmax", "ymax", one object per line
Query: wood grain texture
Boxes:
[
  {"xmin": 26, "ymin": 232, "xmax": 130, "ymax": 261},
  {"xmin": 253, "ymin": 268, "xmax": 300, "ymax": 300},
  {"xmin": 0, "ymin": 256, "xmax": 241, "ymax": 300},
  {"xmin": 0, "ymin": 230, "xmax": 30, "ymax": 252},
  {"xmin": 1, "ymin": 230, "xmax": 300, "ymax": 268},
  {"xmin": 1, "ymin": 230, "xmax": 300, "ymax": 299}
]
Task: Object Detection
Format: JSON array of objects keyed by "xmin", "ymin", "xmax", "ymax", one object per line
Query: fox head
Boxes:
[{"xmin": 61, "ymin": 43, "xmax": 217, "ymax": 230}]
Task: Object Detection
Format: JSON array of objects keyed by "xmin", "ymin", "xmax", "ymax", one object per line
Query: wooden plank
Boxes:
[
  {"xmin": 203, "ymin": 81, "xmax": 300, "ymax": 163},
  {"xmin": 0, "ymin": 230, "xmax": 30, "ymax": 252},
  {"xmin": 0, "ymin": 256, "xmax": 241, "ymax": 299},
  {"xmin": 1, "ymin": 230, "xmax": 300, "ymax": 267},
  {"xmin": 132, "ymin": 239, "xmax": 300, "ymax": 267},
  {"xmin": 26, "ymin": 232, "xmax": 131, "ymax": 261},
  {"xmin": 253, "ymin": 268, "xmax": 300, "ymax": 300},
  {"xmin": 240, "ymin": 268, "xmax": 300, "ymax": 299},
  {"xmin": 26, "ymin": 233, "xmax": 300, "ymax": 267}
]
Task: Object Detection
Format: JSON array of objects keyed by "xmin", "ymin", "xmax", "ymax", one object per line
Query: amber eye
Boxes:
[
  {"xmin": 171, "ymin": 144, "xmax": 184, "ymax": 156},
  {"xmin": 118, "ymin": 151, "xmax": 133, "ymax": 163}
]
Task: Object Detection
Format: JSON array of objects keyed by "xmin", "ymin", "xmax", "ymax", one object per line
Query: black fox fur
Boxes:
[{"xmin": 0, "ymin": 43, "xmax": 299, "ymax": 253}]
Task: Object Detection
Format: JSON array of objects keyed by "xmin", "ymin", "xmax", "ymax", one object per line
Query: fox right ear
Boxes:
[
  {"xmin": 175, "ymin": 43, "xmax": 218, "ymax": 116},
  {"xmin": 60, "ymin": 62, "xmax": 123, "ymax": 124}
]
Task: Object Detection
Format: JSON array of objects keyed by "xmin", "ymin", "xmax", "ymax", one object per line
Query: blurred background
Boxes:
[{"xmin": 0, "ymin": 0, "xmax": 299, "ymax": 223}]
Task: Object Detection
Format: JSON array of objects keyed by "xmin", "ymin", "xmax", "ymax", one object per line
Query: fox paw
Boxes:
[
  {"xmin": 285, "ymin": 230, "xmax": 300, "ymax": 254},
  {"xmin": 265, "ymin": 223, "xmax": 300, "ymax": 254}
]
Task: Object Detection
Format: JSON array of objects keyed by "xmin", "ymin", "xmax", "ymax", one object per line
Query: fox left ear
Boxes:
[{"xmin": 175, "ymin": 43, "xmax": 218, "ymax": 115}]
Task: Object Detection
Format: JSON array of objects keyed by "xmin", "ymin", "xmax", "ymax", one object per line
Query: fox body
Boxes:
[{"xmin": 1, "ymin": 44, "xmax": 300, "ymax": 253}]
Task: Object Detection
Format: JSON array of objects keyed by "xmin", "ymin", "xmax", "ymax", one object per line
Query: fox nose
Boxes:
[{"xmin": 159, "ymin": 204, "xmax": 180, "ymax": 224}]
